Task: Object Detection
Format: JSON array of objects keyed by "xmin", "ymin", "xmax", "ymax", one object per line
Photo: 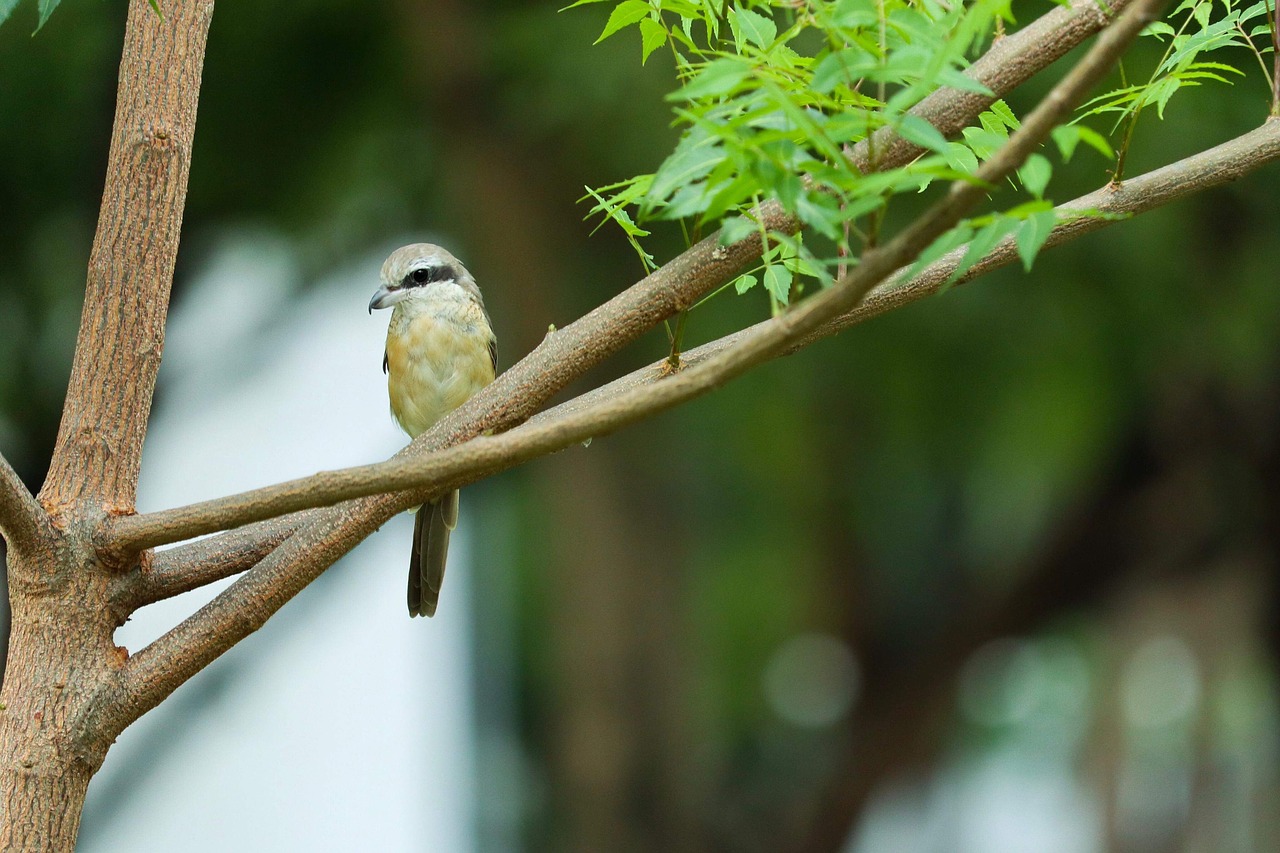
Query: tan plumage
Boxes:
[{"xmin": 369, "ymin": 243, "xmax": 496, "ymax": 617}]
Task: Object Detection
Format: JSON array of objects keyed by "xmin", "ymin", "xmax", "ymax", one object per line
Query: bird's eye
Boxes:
[{"xmin": 411, "ymin": 268, "xmax": 430, "ymax": 284}]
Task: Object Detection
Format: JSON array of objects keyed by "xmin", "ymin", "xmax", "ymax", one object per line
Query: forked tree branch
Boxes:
[
  {"xmin": 102, "ymin": 0, "xmax": 1142, "ymax": 558},
  {"xmin": 38, "ymin": 0, "xmax": 214, "ymax": 516},
  {"xmin": 84, "ymin": 0, "xmax": 1165, "ymax": 741},
  {"xmin": 112, "ymin": 515, "xmax": 308, "ymax": 615},
  {"xmin": 550, "ymin": 119, "xmax": 1280, "ymax": 412},
  {"xmin": 107, "ymin": 114, "xmax": 1280, "ymax": 563},
  {"xmin": 0, "ymin": 453, "xmax": 48, "ymax": 557}
]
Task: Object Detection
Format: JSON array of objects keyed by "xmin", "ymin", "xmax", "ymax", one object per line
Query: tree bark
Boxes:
[
  {"xmin": 0, "ymin": 531, "xmax": 122, "ymax": 850},
  {"xmin": 0, "ymin": 0, "xmax": 213, "ymax": 846},
  {"xmin": 40, "ymin": 0, "xmax": 213, "ymax": 516}
]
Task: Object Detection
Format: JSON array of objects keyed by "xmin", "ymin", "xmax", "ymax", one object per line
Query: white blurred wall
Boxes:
[{"xmin": 78, "ymin": 233, "xmax": 478, "ymax": 852}]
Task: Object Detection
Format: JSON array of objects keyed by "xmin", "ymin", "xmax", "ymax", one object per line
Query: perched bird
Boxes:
[{"xmin": 369, "ymin": 243, "xmax": 497, "ymax": 617}]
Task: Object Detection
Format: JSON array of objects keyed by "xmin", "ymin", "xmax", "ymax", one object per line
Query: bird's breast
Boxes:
[{"xmin": 385, "ymin": 301, "xmax": 495, "ymax": 438}]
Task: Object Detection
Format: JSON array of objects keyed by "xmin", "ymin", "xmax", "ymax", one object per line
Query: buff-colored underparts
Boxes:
[{"xmin": 385, "ymin": 293, "xmax": 495, "ymax": 438}]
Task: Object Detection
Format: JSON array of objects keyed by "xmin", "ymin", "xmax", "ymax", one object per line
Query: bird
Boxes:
[{"xmin": 369, "ymin": 243, "xmax": 497, "ymax": 617}]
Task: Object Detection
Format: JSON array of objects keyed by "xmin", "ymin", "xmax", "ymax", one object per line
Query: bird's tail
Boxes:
[{"xmin": 408, "ymin": 490, "xmax": 459, "ymax": 617}]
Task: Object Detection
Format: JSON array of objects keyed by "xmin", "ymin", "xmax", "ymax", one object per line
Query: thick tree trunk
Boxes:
[
  {"xmin": 0, "ymin": 538, "xmax": 117, "ymax": 850},
  {"xmin": 0, "ymin": 0, "xmax": 213, "ymax": 844}
]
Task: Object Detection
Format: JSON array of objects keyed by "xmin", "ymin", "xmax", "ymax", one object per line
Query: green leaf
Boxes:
[
  {"xmin": 668, "ymin": 58, "xmax": 752, "ymax": 101},
  {"xmin": 937, "ymin": 67, "xmax": 995, "ymax": 96},
  {"xmin": 763, "ymin": 265, "xmax": 793, "ymax": 304},
  {"xmin": 1015, "ymin": 210, "xmax": 1057, "ymax": 271},
  {"xmin": 1050, "ymin": 125, "xmax": 1080, "ymax": 161},
  {"xmin": 945, "ymin": 217, "xmax": 1020, "ymax": 290},
  {"xmin": 719, "ymin": 215, "xmax": 758, "ymax": 245},
  {"xmin": 794, "ymin": 191, "xmax": 842, "ymax": 239},
  {"xmin": 730, "ymin": 5, "xmax": 776, "ymax": 49},
  {"xmin": 734, "ymin": 273, "xmax": 759, "ymax": 294},
  {"xmin": 907, "ymin": 225, "xmax": 974, "ymax": 282},
  {"xmin": 594, "ymin": 0, "xmax": 650, "ymax": 44},
  {"xmin": 582, "ymin": 185, "xmax": 651, "ymax": 240},
  {"xmin": 638, "ymin": 17, "xmax": 666, "ymax": 62},
  {"xmin": 987, "ymin": 100, "xmax": 1020, "ymax": 130},
  {"xmin": 1144, "ymin": 76, "xmax": 1180, "ymax": 119},
  {"xmin": 648, "ymin": 137, "xmax": 723, "ymax": 205},
  {"xmin": 944, "ymin": 141, "xmax": 980, "ymax": 175},
  {"xmin": 1192, "ymin": 0, "xmax": 1210, "ymax": 29},
  {"xmin": 1018, "ymin": 153, "xmax": 1052, "ymax": 199},
  {"xmin": 1051, "ymin": 125, "xmax": 1113, "ymax": 162},
  {"xmin": 961, "ymin": 127, "xmax": 1007, "ymax": 160},
  {"xmin": 34, "ymin": 0, "xmax": 58, "ymax": 32},
  {"xmin": 664, "ymin": 181, "xmax": 714, "ymax": 219},
  {"xmin": 1074, "ymin": 125, "xmax": 1113, "ymax": 159},
  {"xmin": 0, "ymin": 0, "xmax": 23, "ymax": 27},
  {"xmin": 896, "ymin": 114, "xmax": 950, "ymax": 155}
]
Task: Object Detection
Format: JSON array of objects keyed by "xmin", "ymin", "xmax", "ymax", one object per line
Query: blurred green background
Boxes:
[{"xmin": 3, "ymin": 0, "xmax": 1280, "ymax": 850}]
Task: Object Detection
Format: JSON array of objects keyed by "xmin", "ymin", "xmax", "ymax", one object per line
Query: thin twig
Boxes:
[
  {"xmin": 0, "ymin": 454, "xmax": 48, "ymax": 556},
  {"xmin": 89, "ymin": 0, "xmax": 1166, "ymax": 743}
]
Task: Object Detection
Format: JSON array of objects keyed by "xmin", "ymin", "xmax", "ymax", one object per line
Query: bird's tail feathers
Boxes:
[{"xmin": 407, "ymin": 491, "xmax": 459, "ymax": 618}]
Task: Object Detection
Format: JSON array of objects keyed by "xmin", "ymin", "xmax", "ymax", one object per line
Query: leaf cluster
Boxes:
[
  {"xmin": 573, "ymin": 0, "xmax": 1270, "ymax": 301},
  {"xmin": 1081, "ymin": 0, "xmax": 1273, "ymax": 123}
]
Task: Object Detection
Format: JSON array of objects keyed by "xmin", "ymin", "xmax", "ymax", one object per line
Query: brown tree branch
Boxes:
[
  {"xmin": 550, "ymin": 119, "xmax": 1280, "ymax": 413},
  {"xmin": 83, "ymin": 0, "xmax": 1163, "ymax": 742},
  {"xmin": 96, "ymin": 493, "xmax": 400, "ymax": 739},
  {"xmin": 37, "ymin": 0, "xmax": 214, "ymax": 517},
  {"xmin": 108, "ymin": 109, "xmax": 1280, "ymax": 607},
  {"xmin": 106, "ymin": 104, "xmax": 1277, "ymax": 563},
  {"xmin": 112, "ymin": 515, "xmax": 307, "ymax": 615},
  {"xmin": 99, "ymin": 0, "xmax": 1130, "ymax": 559},
  {"xmin": 102, "ymin": 199, "xmax": 795, "ymax": 557},
  {"xmin": 0, "ymin": 453, "xmax": 48, "ymax": 557}
]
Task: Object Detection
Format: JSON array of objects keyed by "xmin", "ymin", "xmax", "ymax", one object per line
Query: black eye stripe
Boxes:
[{"xmin": 404, "ymin": 263, "xmax": 458, "ymax": 288}]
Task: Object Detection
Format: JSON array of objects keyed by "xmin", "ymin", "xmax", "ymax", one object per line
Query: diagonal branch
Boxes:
[
  {"xmin": 83, "ymin": 0, "xmax": 1165, "ymax": 742},
  {"xmin": 102, "ymin": 198, "xmax": 795, "ymax": 558},
  {"xmin": 100, "ymin": 0, "xmax": 1130, "ymax": 559},
  {"xmin": 0, "ymin": 453, "xmax": 48, "ymax": 557},
  {"xmin": 108, "ymin": 66, "xmax": 1278, "ymax": 563},
  {"xmin": 548, "ymin": 120, "xmax": 1280, "ymax": 414},
  {"xmin": 112, "ymin": 515, "xmax": 308, "ymax": 615},
  {"xmin": 39, "ymin": 0, "xmax": 214, "ymax": 515}
]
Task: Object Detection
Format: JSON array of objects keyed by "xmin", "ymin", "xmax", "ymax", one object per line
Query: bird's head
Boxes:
[{"xmin": 368, "ymin": 243, "xmax": 478, "ymax": 313}]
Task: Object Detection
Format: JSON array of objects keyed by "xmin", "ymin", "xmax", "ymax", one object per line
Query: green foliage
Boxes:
[
  {"xmin": 0, "ymin": 0, "xmax": 161, "ymax": 32},
  {"xmin": 1080, "ymin": 0, "xmax": 1267, "ymax": 123},
  {"xmin": 574, "ymin": 0, "xmax": 1269, "ymax": 308},
  {"xmin": 574, "ymin": 0, "xmax": 1024, "ymax": 288},
  {"xmin": 0, "ymin": 0, "xmax": 22, "ymax": 29}
]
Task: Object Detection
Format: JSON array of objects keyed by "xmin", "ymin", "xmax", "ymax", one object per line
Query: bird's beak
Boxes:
[{"xmin": 368, "ymin": 284, "xmax": 399, "ymax": 313}]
